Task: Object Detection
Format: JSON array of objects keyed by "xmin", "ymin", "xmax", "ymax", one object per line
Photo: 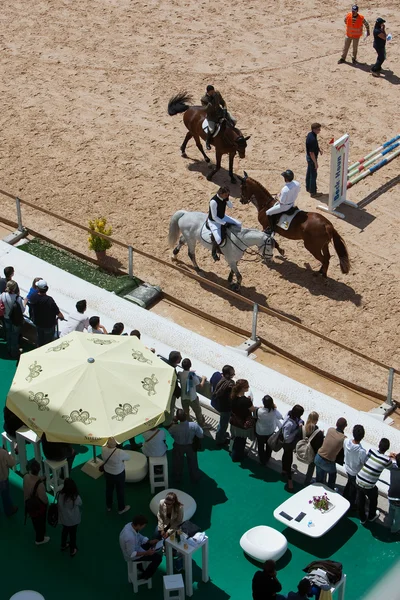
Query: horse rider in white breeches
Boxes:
[
  {"xmin": 207, "ymin": 186, "xmax": 242, "ymax": 261},
  {"xmin": 265, "ymin": 169, "xmax": 301, "ymax": 232}
]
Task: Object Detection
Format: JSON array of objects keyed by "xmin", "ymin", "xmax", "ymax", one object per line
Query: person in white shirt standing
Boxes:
[
  {"xmin": 119, "ymin": 514, "xmax": 162, "ymax": 581},
  {"xmin": 343, "ymin": 424, "xmax": 367, "ymax": 509},
  {"xmin": 102, "ymin": 437, "xmax": 131, "ymax": 514},
  {"xmin": 142, "ymin": 427, "xmax": 167, "ymax": 458},
  {"xmin": 178, "ymin": 358, "xmax": 210, "ymax": 428},
  {"xmin": 207, "ymin": 186, "xmax": 242, "ymax": 261},
  {"xmin": 59, "ymin": 300, "xmax": 89, "ymax": 337},
  {"xmin": 265, "ymin": 170, "xmax": 300, "ymax": 233}
]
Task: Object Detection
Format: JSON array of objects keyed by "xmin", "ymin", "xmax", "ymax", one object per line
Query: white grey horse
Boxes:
[{"xmin": 168, "ymin": 210, "xmax": 273, "ymax": 291}]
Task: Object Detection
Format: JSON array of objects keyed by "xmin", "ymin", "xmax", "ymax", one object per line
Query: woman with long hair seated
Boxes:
[
  {"xmin": 230, "ymin": 379, "xmax": 256, "ymax": 462},
  {"xmin": 156, "ymin": 492, "xmax": 184, "ymax": 539}
]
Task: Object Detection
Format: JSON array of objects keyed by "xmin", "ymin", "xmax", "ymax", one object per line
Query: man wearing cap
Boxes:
[
  {"xmin": 338, "ymin": 5, "xmax": 370, "ymax": 65},
  {"xmin": 29, "ymin": 280, "xmax": 64, "ymax": 347},
  {"xmin": 306, "ymin": 123, "xmax": 324, "ymax": 199},
  {"xmin": 265, "ymin": 171, "xmax": 300, "ymax": 233},
  {"xmin": 371, "ymin": 18, "xmax": 387, "ymax": 75}
]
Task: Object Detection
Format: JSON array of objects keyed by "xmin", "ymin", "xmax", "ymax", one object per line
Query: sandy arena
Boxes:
[{"xmin": 1, "ymin": 0, "xmax": 399, "ymax": 399}]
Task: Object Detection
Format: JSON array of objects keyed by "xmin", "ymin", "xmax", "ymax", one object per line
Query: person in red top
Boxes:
[{"xmin": 338, "ymin": 5, "xmax": 370, "ymax": 65}]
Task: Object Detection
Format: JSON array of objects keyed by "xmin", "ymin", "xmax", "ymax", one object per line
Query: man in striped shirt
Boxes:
[{"xmin": 356, "ymin": 438, "xmax": 392, "ymax": 524}]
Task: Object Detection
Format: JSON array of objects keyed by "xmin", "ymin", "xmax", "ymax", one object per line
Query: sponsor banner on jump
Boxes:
[{"xmin": 329, "ymin": 134, "xmax": 349, "ymax": 211}]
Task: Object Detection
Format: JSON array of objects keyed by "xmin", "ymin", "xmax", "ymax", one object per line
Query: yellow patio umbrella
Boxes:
[{"xmin": 6, "ymin": 331, "xmax": 176, "ymax": 446}]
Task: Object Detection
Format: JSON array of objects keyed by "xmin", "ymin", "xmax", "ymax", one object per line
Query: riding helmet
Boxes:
[{"xmin": 281, "ymin": 169, "xmax": 294, "ymax": 181}]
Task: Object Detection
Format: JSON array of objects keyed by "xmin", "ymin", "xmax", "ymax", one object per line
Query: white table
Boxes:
[
  {"xmin": 16, "ymin": 427, "xmax": 43, "ymax": 475},
  {"xmin": 165, "ymin": 535, "xmax": 209, "ymax": 597},
  {"xmin": 273, "ymin": 483, "xmax": 350, "ymax": 538}
]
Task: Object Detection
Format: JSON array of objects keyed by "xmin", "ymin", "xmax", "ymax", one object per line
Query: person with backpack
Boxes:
[
  {"xmin": 255, "ymin": 395, "xmax": 283, "ymax": 466},
  {"xmin": 0, "ymin": 280, "xmax": 25, "ymax": 358},
  {"xmin": 212, "ymin": 365, "xmax": 235, "ymax": 447},
  {"xmin": 296, "ymin": 411, "xmax": 325, "ymax": 486},
  {"xmin": 23, "ymin": 459, "xmax": 49, "ymax": 545},
  {"xmin": 282, "ymin": 405, "xmax": 304, "ymax": 491},
  {"xmin": 58, "ymin": 478, "xmax": 82, "ymax": 557}
]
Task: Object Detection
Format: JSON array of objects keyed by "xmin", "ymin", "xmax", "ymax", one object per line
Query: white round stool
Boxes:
[
  {"xmin": 9, "ymin": 591, "xmax": 45, "ymax": 600},
  {"xmin": 150, "ymin": 488, "xmax": 196, "ymax": 521},
  {"xmin": 124, "ymin": 451, "xmax": 148, "ymax": 483},
  {"xmin": 240, "ymin": 525, "xmax": 287, "ymax": 562}
]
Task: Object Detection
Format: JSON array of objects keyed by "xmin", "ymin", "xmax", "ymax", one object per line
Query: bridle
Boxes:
[{"xmin": 227, "ymin": 227, "xmax": 273, "ymax": 262}]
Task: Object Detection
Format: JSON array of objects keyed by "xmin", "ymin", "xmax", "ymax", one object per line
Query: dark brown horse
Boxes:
[
  {"xmin": 238, "ymin": 172, "xmax": 350, "ymax": 277},
  {"xmin": 167, "ymin": 92, "xmax": 250, "ymax": 184}
]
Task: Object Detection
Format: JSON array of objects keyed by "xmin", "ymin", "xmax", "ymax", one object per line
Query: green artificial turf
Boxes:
[
  {"xmin": 0, "ymin": 338, "xmax": 398, "ymax": 599},
  {"xmin": 19, "ymin": 238, "xmax": 140, "ymax": 296}
]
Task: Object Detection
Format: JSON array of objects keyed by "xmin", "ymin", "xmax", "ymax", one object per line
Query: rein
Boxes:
[{"xmin": 227, "ymin": 228, "xmax": 272, "ymax": 262}]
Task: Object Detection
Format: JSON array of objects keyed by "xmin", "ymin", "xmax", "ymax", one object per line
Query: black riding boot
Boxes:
[
  {"xmin": 206, "ymin": 132, "xmax": 213, "ymax": 151},
  {"xmin": 211, "ymin": 241, "xmax": 220, "ymax": 261}
]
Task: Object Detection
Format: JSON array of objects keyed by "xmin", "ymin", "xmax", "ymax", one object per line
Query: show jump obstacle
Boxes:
[{"xmin": 317, "ymin": 134, "xmax": 400, "ymax": 219}]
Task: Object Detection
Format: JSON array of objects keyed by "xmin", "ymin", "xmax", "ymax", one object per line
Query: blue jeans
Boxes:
[
  {"xmin": 388, "ymin": 502, "xmax": 400, "ymax": 533},
  {"xmin": 105, "ymin": 470, "xmax": 126, "ymax": 512},
  {"xmin": 306, "ymin": 155, "xmax": 317, "ymax": 194},
  {"xmin": 0, "ymin": 479, "xmax": 14, "ymax": 516},
  {"xmin": 216, "ymin": 411, "xmax": 231, "ymax": 444},
  {"xmin": 36, "ymin": 326, "xmax": 57, "ymax": 347},
  {"xmin": 4, "ymin": 318, "xmax": 21, "ymax": 358},
  {"xmin": 315, "ymin": 453, "xmax": 337, "ymax": 489}
]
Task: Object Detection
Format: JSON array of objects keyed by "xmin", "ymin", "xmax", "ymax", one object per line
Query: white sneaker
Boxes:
[
  {"xmin": 36, "ymin": 536, "xmax": 50, "ymax": 545},
  {"xmin": 369, "ymin": 511, "xmax": 380, "ymax": 522},
  {"xmin": 118, "ymin": 505, "xmax": 131, "ymax": 515}
]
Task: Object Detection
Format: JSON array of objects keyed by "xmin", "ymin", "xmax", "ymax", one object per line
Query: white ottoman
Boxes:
[
  {"xmin": 125, "ymin": 451, "xmax": 148, "ymax": 483},
  {"xmin": 9, "ymin": 592, "xmax": 45, "ymax": 600},
  {"xmin": 149, "ymin": 489, "xmax": 196, "ymax": 521},
  {"xmin": 240, "ymin": 526, "xmax": 287, "ymax": 562}
]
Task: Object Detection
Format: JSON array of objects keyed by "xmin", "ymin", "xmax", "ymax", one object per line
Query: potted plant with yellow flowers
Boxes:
[{"xmin": 88, "ymin": 217, "xmax": 113, "ymax": 261}]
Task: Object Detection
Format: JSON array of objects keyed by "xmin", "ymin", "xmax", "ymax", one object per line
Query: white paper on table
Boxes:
[{"xmin": 154, "ymin": 540, "xmax": 164, "ymax": 551}]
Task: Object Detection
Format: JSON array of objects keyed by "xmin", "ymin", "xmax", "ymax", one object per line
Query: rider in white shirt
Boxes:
[
  {"xmin": 207, "ymin": 186, "xmax": 241, "ymax": 261},
  {"xmin": 265, "ymin": 170, "xmax": 300, "ymax": 232}
]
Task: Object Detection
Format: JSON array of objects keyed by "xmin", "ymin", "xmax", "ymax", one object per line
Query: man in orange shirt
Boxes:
[{"xmin": 338, "ymin": 5, "xmax": 370, "ymax": 65}]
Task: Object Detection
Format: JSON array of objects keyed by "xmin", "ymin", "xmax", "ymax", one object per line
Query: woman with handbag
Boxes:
[
  {"xmin": 281, "ymin": 405, "xmax": 304, "ymax": 491},
  {"xmin": 230, "ymin": 379, "xmax": 256, "ymax": 462},
  {"xmin": 58, "ymin": 478, "xmax": 82, "ymax": 557},
  {"xmin": 156, "ymin": 492, "xmax": 184, "ymax": 539},
  {"xmin": 101, "ymin": 437, "xmax": 131, "ymax": 515},
  {"xmin": 301, "ymin": 412, "xmax": 325, "ymax": 486},
  {"xmin": 23, "ymin": 459, "xmax": 49, "ymax": 545},
  {"xmin": 255, "ymin": 395, "xmax": 283, "ymax": 466}
]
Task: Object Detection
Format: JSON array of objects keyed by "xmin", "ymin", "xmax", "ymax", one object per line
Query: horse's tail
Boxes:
[
  {"xmin": 331, "ymin": 228, "xmax": 350, "ymax": 274},
  {"xmin": 168, "ymin": 211, "xmax": 186, "ymax": 247},
  {"xmin": 168, "ymin": 92, "xmax": 192, "ymax": 116}
]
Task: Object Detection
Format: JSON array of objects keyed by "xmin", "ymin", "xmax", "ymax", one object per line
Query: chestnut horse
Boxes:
[
  {"xmin": 167, "ymin": 92, "xmax": 250, "ymax": 184},
  {"xmin": 238, "ymin": 172, "xmax": 350, "ymax": 277}
]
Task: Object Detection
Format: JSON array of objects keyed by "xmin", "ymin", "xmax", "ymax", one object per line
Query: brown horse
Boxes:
[
  {"xmin": 167, "ymin": 92, "xmax": 250, "ymax": 184},
  {"xmin": 238, "ymin": 172, "xmax": 350, "ymax": 277}
]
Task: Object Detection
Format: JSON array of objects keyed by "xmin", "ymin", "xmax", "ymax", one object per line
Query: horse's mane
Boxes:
[{"xmin": 248, "ymin": 177, "xmax": 275, "ymax": 202}]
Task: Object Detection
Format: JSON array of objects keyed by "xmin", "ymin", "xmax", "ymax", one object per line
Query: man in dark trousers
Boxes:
[
  {"xmin": 371, "ymin": 17, "xmax": 387, "ymax": 75},
  {"xmin": 305, "ymin": 123, "xmax": 324, "ymax": 199},
  {"xmin": 207, "ymin": 187, "xmax": 241, "ymax": 261},
  {"xmin": 201, "ymin": 85, "xmax": 235, "ymax": 150},
  {"xmin": 213, "ymin": 365, "xmax": 235, "ymax": 447},
  {"xmin": 28, "ymin": 279, "xmax": 64, "ymax": 346},
  {"xmin": 252, "ymin": 560, "xmax": 284, "ymax": 600},
  {"xmin": 160, "ymin": 350, "xmax": 182, "ymax": 427}
]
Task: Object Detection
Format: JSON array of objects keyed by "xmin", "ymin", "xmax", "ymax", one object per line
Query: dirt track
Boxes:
[{"xmin": 1, "ymin": 0, "xmax": 399, "ymax": 400}]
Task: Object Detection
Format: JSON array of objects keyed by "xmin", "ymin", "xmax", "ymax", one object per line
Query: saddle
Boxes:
[
  {"xmin": 275, "ymin": 207, "xmax": 301, "ymax": 231},
  {"xmin": 201, "ymin": 222, "xmax": 227, "ymax": 246},
  {"xmin": 202, "ymin": 119, "xmax": 221, "ymax": 138}
]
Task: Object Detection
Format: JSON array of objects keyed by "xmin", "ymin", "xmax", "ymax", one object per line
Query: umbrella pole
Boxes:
[{"xmin": 92, "ymin": 445, "xmax": 97, "ymax": 463}]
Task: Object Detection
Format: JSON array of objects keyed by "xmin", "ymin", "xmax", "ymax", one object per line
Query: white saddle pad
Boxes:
[
  {"xmin": 200, "ymin": 222, "xmax": 227, "ymax": 247},
  {"xmin": 202, "ymin": 119, "xmax": 221, "ymax": 138},
  {"xmin": 277, "ymin": 208, "xmax": 300, "ymax": 230}
]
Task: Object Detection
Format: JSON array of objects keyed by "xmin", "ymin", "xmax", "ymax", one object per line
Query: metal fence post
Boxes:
[
  {"xmin": 387, "ymin": 368, "xmax": 395, "ymax": 407},
  {"xmin": 128, "ymin": 246, "xmax": 134, "ymax": 278},
  {"xmin": 16, "ymin": 197, "xmax": 23, "ymax": 232},
  {"xmin": 251, "ymin": 303, "xmax": 259, "ymax": 341}
]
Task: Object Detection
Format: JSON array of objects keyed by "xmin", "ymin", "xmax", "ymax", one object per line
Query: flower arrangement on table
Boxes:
[
  {"xmin": 309, "ymin": 492, "xmax": 331, "ymax": 512},
  {"xmin": 88, "ymin": 217, "xmax": 113, "ymax": 253}
]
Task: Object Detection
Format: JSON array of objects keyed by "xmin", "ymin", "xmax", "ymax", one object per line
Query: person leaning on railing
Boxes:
[{"xmin": 28, "ymin": 279, "xmax": 64, "ymax": 347}]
